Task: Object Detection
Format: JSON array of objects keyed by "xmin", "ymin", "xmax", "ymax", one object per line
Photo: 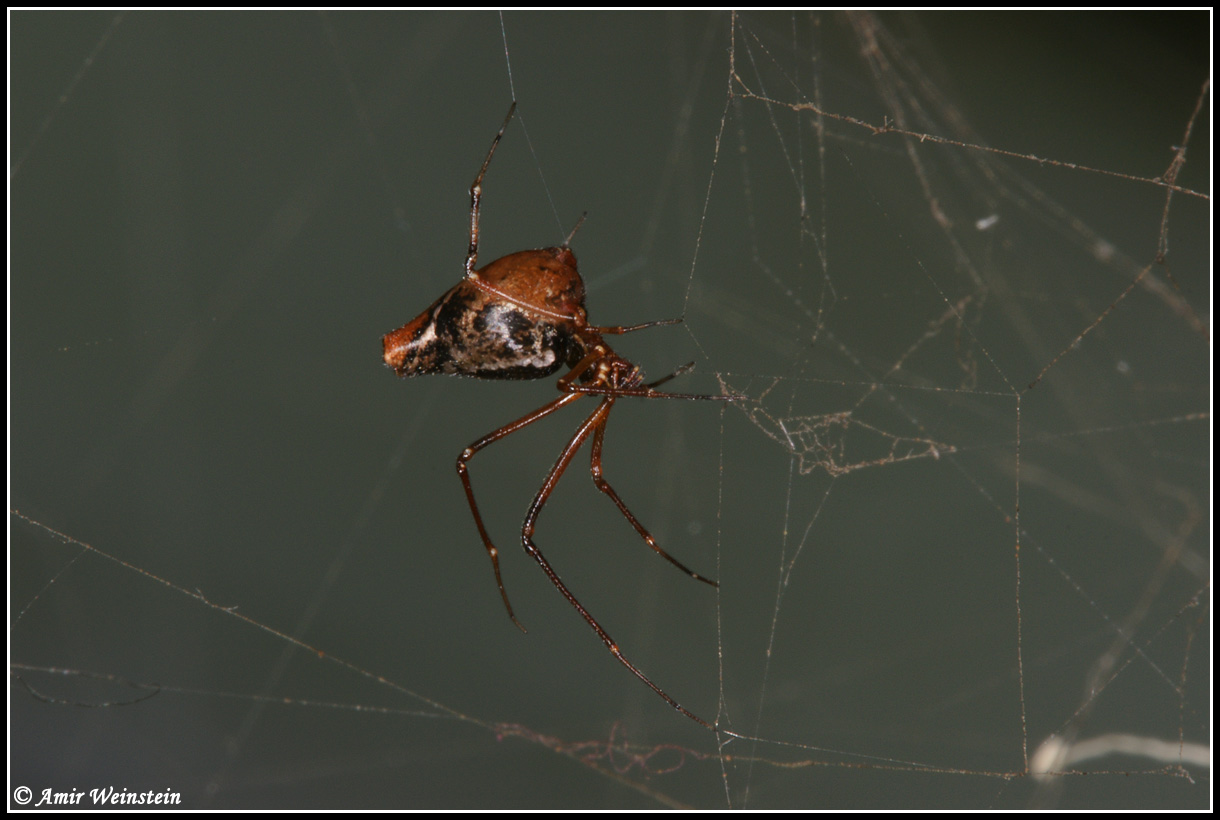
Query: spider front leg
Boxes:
[
  {"xmin": 520, "ymin": 394, "xmax": 713, "ymax": 729},
  {"xmin": 456, "ymin": 390, "xmax": 584, "ymax": 633},
  {"xmin": 589, "ymin": 409, "xmax": 717, "ymax": 586}
]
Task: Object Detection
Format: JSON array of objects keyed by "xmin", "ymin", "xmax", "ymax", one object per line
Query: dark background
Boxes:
[{"xmin": 11, "ymin": 11, "xmax": 1209, "ymax": 808}]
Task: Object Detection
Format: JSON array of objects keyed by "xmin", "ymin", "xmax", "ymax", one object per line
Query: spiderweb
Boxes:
[{"xmin": 10, "ymin": 12, "xmax": 1210, "ymax": 809}]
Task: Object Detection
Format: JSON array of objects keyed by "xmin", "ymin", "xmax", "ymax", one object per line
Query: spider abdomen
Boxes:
[
  {"xmin": 476, "ymin": 247, "xmax": 588, "ymax": 322},
  {"xmin": 382, "ymin": 248, "xmax": 591, "ymax": 380}
]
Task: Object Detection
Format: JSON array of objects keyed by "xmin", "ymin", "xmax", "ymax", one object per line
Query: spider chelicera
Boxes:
[{"xmin": 382, "ymin": 103, "xmax": 731, "ymax": 729}]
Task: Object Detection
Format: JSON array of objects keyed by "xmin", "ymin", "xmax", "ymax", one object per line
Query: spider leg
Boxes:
[
  {"xmin": 465, "ymin": 102, "xmax": 517, "ymax": 278},
  {"xmin": 589, "ymin": 408, "xmax": 717, "ymax": 587},
  {"xmin": 642, "ymin": 361, "xmax": 695, "ymax": 390},
  {"xmin": 569, "ymin": 382, "xmax": 737, "ymax": 402},
  {"xmin": 521, "ymin": 395, "xmax": 714, "ymax": 729},
  {"xmin": 592, "ymin": 318, "xmax": 682, "ymax": 335},
  {"xmin": 557, "ymin": 350, "xmax": 735, "ymax": 403},
  {"xmin": 457, "ymin": 390, "xmax": 585, "ymax": 633}
]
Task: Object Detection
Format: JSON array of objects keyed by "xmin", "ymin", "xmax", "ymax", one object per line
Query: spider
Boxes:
[{"xmin": 382, "ymin": 103, "xmax": 732, "ymax": 729}]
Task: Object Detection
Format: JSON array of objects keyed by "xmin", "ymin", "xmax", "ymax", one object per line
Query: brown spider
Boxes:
[{"xmin": 382, "ymin": 103, "xmax": 730, "ymax": 729}]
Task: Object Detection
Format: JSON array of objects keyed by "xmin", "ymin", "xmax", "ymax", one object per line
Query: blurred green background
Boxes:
[{"xmin": 11, "ymin": 11, "xmax": 1209, "ymax": 809}]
